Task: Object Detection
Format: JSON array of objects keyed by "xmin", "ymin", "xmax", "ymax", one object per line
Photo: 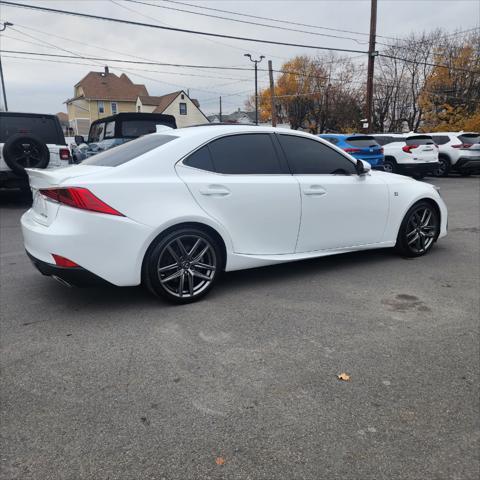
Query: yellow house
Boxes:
[{"xmin": 65, "ymin": 67, "xmax": 148, "ymax": 136}]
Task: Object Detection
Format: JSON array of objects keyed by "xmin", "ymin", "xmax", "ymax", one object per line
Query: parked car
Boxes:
[
  {"xmin": 72, "ymin": 112, "xmax": 177, "ymax": 163},
  {"xmin": 371, "ymin": 134, "xmax": 440, "ymax": 178},
  {"xmin": 318, "ymin": 134, "xmax": 384, "ymax": 169},
  {"xmin": 428, "ymin": 132, "xmax": 480, "ymax": 176},
  {"xmin": 22, "ymin": 125, "xmax": 447, "ymax": 304},
  {"xmin": 0, "ymin": 112, "xmax": 71, "ymax": 189}
]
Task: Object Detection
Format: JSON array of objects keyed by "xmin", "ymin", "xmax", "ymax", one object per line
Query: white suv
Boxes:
[
  {"xmin": 372, "ymin": 134, "xmax": 440, "ymax": 178},
  {"xmin": 428, "ymin": 132, "xmax": 480, "ymax": 176},
  {"xmin": 0, "ymin": 112, "xmax": 72, "ymax": 190}
]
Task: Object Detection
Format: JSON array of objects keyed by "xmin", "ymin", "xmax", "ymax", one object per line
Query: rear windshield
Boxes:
[
  {"xmin": 82, "ymin": 134, "xmax": 177, "ymax": 166},
  {"xmin": 431, "ymin": 135, "xmax": 450, "ymax": 145},
  {"xmin": 0, "ymin": 115, "xmax": 65, "ymax": 144},
  {"xmin": 459, "ymin": 133, "xmax": 480, "ymax": 144},
  {"xmin": 121, "ymin": 120, "xmax": 172, "ymax": 138},
  {"xmin": 406, "ymin": 135, "xmax": 434, "ymax": 146},
  {"xmin": 346, "ymin": 136, "xmax": 379, "ymax": 147}
]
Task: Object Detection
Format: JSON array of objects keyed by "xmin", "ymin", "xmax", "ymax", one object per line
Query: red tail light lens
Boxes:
[
  {"xmin": 40, "ymin": 187, "xmax": 124, "ymax": 216},
  {"xmin": 52, "ymin": 254, "xmax": 79, "ymax": 268},
  {"xmin": 452, "ymin": 143, "xmax": 472, "ymax": 149},
  {"xmin": 59, "ymin": 148, "xmax": 71, "ymax": 160},
  {"xmin": 402, "ymin": 145, "xmax": 418, "ymax": 153},
  {"xmin": 344, "ymin": 148, "xmax": 361, "ymax": 153}
]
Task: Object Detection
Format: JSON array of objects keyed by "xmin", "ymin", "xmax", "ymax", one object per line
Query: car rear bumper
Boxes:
[
  {"xmin": 398, "ymin": 162, "xmax": 440, "ymax": 175},
  {"xmin": 21, "ymin": 205, "xmax": 154, "ymax": 286},
  {"xmin": 455, "ymin": 156, "xmax": 480, "ymax": 172},
  {"xmin": 26, "ymin": 250, "xmax": 110, "ymax": 287}
]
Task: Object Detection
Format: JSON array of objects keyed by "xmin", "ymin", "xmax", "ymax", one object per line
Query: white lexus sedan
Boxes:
[{"xmin": 21, "ymin": 125, "xmax": 447, "ymax": 303}]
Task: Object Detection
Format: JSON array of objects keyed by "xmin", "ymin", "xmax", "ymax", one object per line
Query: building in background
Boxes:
[
  {"xmin": 65, "ymin": 67, "xmax": 148, "ymax": 136},
  {"xmin": 207, "ymin": 108, "xmax": 256, "ymax": 124},
  {"xmin": 136, "ymin": 90, "xmax": 208, "ymax": 128}
]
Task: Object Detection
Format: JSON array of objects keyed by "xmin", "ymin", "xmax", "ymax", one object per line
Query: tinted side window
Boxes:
[
  {"xmin": 183, "ymin": 145, "xmax": 214, "ymax": 172},
  {"xmin": 208, "ymin": 134, "xmax": 282, "ymax": 174},
  {"xmin": 431, "ymin": 135, "xmax": 450, "ymax": 145},
  {"xmin": 82, "ymin": 134, "xmax": 177, "ymax": 166},
  {"xmin": 278, "ymin": 135, "xmax": 356, "ymax": 175},
  {"xmin": 0, "ymin": 115, "xmax": 63, "ymax": 144}
]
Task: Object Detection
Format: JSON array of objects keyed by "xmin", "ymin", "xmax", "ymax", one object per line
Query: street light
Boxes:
[
  {"xmin": 244, "ymin": 53, "xmax": 265, "ymax": 125},
  {"xmin": 0, "ymin": 22, "xmax": 14, "ymax": 111}
]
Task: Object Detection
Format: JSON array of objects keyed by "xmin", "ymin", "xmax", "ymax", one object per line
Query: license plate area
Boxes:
[{"xmin": 32, "ymin": 191, "xmax": 60, "ymax": 226}]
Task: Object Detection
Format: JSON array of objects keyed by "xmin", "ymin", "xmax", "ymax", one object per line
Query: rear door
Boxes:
[{"xmin": 176, "ymin": 133, "xmax": 301, "ymax": 255}]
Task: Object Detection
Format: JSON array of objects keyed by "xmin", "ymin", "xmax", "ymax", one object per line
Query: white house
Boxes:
[{"xmin": 136, "ymin": 90, "xmax": 209, "ymax": 127}]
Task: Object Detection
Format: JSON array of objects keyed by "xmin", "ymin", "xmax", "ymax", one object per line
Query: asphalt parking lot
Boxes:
[{"xmin": 1, "ymin": 176, "xmax": 479, "ymax": 480}]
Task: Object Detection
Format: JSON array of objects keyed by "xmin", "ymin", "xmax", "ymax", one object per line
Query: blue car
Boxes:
[{"xmin": 318, "ymin": 134, "xmax": 384, "ymax": 169}]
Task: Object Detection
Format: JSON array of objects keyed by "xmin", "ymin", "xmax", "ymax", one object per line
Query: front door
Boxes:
[{"xmin": 276, "ymin": 134, "xmax": 389, "ymax": 252}]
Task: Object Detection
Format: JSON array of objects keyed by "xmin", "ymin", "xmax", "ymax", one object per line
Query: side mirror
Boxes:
[
  {"xmin": 356, "ymin": 159, "xmax": 371, "ymax": 175},
  {"xmin": 74, "ymin": 135, "xmax": 85, "ymax": 145}
]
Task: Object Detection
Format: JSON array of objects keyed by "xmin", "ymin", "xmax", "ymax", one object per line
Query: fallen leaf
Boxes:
[
  {"xmin": 337, "ymin": 372, "xmax": 351, "ymax": 381},
  {"xmin": 215, "ymin": 457, "xmax": 225, "ymax": 465}
]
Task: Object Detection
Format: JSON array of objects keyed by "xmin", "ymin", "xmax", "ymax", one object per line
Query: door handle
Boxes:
[
  {"xmin": 199, "ymin": 185, "xmax": 231, "ymax": 196},
  {"xmin": 303, "ymin": 185, "xmax": 327, "ymax": 196}
]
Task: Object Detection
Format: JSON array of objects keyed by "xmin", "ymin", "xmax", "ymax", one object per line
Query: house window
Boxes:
[
  {"xmin": 98, "ymin": 101, "xmax": 105, "ymax": 114},
  {"xmin": 179, "ymin": 102, "xmax": 187, "ymax": 115},
  {"xmin": 111, "ymin": 102, "xmax": 117, "ymax": 115}
]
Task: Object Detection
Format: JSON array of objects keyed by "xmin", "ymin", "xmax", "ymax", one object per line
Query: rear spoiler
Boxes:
[{"xmin": 25, "ymin": 166, "xmax": 110, "ymax": 190}]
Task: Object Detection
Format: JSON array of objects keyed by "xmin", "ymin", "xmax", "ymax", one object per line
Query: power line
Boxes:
[
  {"xmin": 0, "ymin": 1, "xmax": 369, "ymax": 55},
  {"xmin": 123, "ymin": 0, "xmax": 369, "ymax": 45}
]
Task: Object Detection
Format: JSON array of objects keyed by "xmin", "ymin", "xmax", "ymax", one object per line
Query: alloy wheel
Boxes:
[
  {"xmin": 383, "ymin": 161, "xmax": 394, "ymax": 173},
  {"xmin": 405, "ymin": 206, "xmax": 438, "ymax": 254},
  {"xmin": 156, "ymin": 234, "xmax": 217, "ymax": 298}
]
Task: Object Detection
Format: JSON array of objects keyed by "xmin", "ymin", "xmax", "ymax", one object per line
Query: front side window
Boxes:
[
  {"xmin": 208, "ymin": 134, "xmax": 283, "ymax": 174},
  {"xmin": 278, "ymin": 135, "xmax": 356, "ymax": 175},
  {"xmin": 179, "ymin": 103, "xmax": 187, "ymax": 115},
  {"xmin": 104, "ymin": 121, "xmax": 115, "ymax": 138},
  {"xmin": 98, "ymin": 101, "xmax": 105, "ymax": 114},
  {"xmin": 82, "ymin": 134, "xmax": 177, "ymax": 167},
  {"xmin": 111, "ymin": 102, "xmax": 117, "ymax": 115}
]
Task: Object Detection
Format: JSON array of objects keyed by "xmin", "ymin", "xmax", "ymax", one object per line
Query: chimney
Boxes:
[{"xmin": 104, "ymin": 66, "xmax": 109, "ymax": 75}]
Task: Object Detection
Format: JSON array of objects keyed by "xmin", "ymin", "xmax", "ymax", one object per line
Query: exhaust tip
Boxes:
[{"xmin": 51, "ymin": 275, "xmax": 73, "ymax": 288}]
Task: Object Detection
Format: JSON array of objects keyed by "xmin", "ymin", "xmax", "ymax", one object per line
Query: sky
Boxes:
[{"xmin": 0, "ymin": 0, "xmax": 479, "ymax": 116}]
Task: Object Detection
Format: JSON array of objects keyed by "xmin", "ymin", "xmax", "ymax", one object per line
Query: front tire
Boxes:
[
  {"xmin": 143, "ymin": 227, "xmax": 222, "ymax": 304},
  {"xmin": 395, "ymin": 201, "xmax": 440, "ymax": 257},
  {"xmin": 383, "ymin": 158, "xmax": 396, "ymax": 174}
]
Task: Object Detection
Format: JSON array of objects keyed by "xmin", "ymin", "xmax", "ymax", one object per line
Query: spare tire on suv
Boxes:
[{"xmin": 2, "ymin": 133, "xmax": 50, "ymax": 175}]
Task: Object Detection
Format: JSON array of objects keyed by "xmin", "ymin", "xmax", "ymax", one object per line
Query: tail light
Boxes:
[
  {"xmin": 344, "ymin": 148, "xmax": 361, "ymax": 153},
  {"xmin": 40, "ymin": 187, "xmax": 124, "ymax": 216},
  {"xmin": 52, "ymin": 254, "xmax": 79, "ymax": 268},
  {"xmin": 59, "ymin": 148, "xmax": 71, "ymax": 160},
  {"xmin": 452, "ymin": 143, "xmax": 472, "ymax": 149},
  {"xmin": 402, "ymin": 145, "xmax": 418, "ymax": 153}
]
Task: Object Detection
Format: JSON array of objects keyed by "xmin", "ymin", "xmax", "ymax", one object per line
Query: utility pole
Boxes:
[
  {"xmin": 0, "ymin": 22, "xmax": 13, "ymax": 112},
  {"xmin": 365, "ymin": 0, "xmax": 377, "ymax": 133},
  {"xmin": 219, "ymin": 96, "xmax": 222, "ymax": 122},
  {"xmin": 244, "ymin": 53, "xmax": 265, "ymax": 125},
  {"xmin": 268, "ymin": 60, "xmax": 276, "ymax": 127}
]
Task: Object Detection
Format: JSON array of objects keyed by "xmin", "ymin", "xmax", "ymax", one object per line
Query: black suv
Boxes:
[
  {"xmin": 0, "ymin": 112, "xmax": 71, "ymax": 189},
  {"xmin": 72, "ymin": 112, "xmax": 177, "ymax": 163}
]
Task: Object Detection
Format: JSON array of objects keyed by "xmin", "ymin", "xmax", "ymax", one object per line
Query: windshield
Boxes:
[{"xmin": 82, "ymin": 134, "xmax": 177, "ymax": 166}]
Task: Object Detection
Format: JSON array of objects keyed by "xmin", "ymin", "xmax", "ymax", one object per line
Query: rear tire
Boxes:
[
  {"xmin": 383, "ymin": 158, "xmax": 396, "ymax": 174},
  {"xmin": 433, "ymin": 156, "xmax": 450, "ymax": 177},
  {"xmin": 143, "ymin": 227, "xmax": 222, "ymax": 304},
  {"xmin": 395, "ymin": 201, "xmax": 440, "ymax": 257}
]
